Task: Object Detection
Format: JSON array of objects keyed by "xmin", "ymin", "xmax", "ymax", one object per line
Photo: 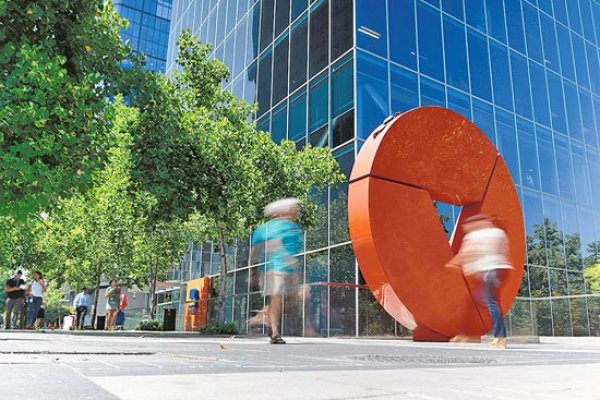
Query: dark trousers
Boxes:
[
  {"xmin": 27, "ymin": 297, "xmax": 43, "ymax": 327},
  {"xmin": 481, "ymin": 271, "xmax": 507, "ymax": 338},
  {"xmin": 76, "ymin": 306, "xmax": 88, "ymax": 329},
  {"xmin": 5, "ymin": 298, "xmax": 25, "ymax": 329}
]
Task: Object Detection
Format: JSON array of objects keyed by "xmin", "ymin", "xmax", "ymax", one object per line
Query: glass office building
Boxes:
[
  {"xmin": 165, "ymin": 0, "xmax": 600, "ymax": 337},
  {"xmin": 115, "ymin": 0, "xmax": 173, "ymax": 72}
]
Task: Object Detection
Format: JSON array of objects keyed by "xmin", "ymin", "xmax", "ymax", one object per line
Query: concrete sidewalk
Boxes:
[{"xmin": 1, "ymin": 332, "xmax": 600, "ymax": 399}]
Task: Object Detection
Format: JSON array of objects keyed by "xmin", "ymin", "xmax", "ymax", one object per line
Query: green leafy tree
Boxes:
[
  {"xmin": 130, "ymin": 32, "xmax": 345, "ymax": 324},
  {"xmin": 36, "ymin": 100, "xmax": 144, "ymax": 324},
  {"xmin": 0, "ymin": 0, "xmax": 131, "ymax": 218},
  {"xmin": 585, "ymin": 259, "xmax": 600, "ymax": 294}
]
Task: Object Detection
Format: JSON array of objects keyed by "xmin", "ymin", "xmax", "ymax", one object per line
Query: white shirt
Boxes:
[
  {"xmin": 460, "ymin": 227, "xmax": 512, "ymax": 275},
  {"xmin": 30, "ymin": 279, "xmax": 45, "ymax": 298}
]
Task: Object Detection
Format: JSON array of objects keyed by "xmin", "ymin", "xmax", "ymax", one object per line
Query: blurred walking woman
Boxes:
[
  {"xmin": 27, "ymin": 271, "xmax": 46, "ymax": 329},
  {"xmin": 105, "ymin": 280, "xmax": 121, "ymax": 330}
]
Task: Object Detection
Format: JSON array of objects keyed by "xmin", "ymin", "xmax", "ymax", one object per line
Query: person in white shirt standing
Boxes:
[
  {"xmin": 73, "ymin": 288, "xmax": 91, "ymax": 330},
  {"xmin": 26, "ymin": 271, "xmax": 46, "ymax": 329},
  {"xmin": 448, "ymin": 214, "xmax": 513, "ymax": 349}
]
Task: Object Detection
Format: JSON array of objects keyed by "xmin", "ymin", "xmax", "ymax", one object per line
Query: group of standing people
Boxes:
[{"xmin": 4, "ymin": 270, "xmax": 46, "ymax": 330}]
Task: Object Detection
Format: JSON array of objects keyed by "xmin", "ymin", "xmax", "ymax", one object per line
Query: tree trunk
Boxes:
[
  {"xmin": 149, "ymin": 270, "xmax": 157, "ymax": 320},
  {"xmin": 217, "ymin": 228, "xmax": 228, "ymax": 325},
  {"xmin": 92, "ymin": 272, "xmax": 101, "ymax": 329}
]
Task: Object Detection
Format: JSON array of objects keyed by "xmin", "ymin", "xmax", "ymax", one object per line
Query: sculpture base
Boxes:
[{"xmin": 412, "ymin": 326, "xmax": 450, "ymax": 342}]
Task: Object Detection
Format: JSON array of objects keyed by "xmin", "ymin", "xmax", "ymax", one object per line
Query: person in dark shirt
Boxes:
[{"xmin": 5, "ymin": 270, "xmax": 26, "ymax": 329}]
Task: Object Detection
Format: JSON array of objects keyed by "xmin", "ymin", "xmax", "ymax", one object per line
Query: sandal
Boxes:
[{"xmin": 269, "ymin": 335, "xmax": 286, "ymax": 344}]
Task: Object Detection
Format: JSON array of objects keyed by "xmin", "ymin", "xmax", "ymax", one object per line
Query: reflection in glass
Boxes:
[
  {"xmin": 509, "ymin": 299, "xmax": 533, "ymax": 336},
  {"xmin": 356, "ymin": 50, "xmax": 389, "ymax": 140},
  {"xmin": 389, "ymin": 0, "xmax": 417, "ymax": 70},
  {"xmin": 529, "ymin": 266, "xmax": 550, "ymax": 297},
  {"xmin": 571, "ymin": 298, "xmax": 590, "ymax": 336},
  {"xmin": 331, "ymin": 0, "xmax": 353, "ymax": 60},
  {"xmin": 359, "ymin": 289, "xmax": 397, "ymax": 336},
  {"xmin": 306, "ymin": 189, "xmax": 328, "ymax": 250},
  {"xmin": 309, "ymin": 0, "xmax": 329, "ymax": 77},
  {"xmin": 552, "ymin": 299, "xmax": 572, "ymax": 336},
  {"xmin": 330, "ymin": 245, "xmax": 355, "ymax": 284},
  {"xmin": 330, "ymin": 286, "xmax": 356, "ymax": 336}
]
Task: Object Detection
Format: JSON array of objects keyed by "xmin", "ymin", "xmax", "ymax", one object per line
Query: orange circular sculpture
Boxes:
[{"xmin": 348, "ymin": 107, "xmax": 525, "ymax": 341}]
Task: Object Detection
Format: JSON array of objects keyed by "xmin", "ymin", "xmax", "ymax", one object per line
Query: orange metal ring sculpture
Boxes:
[{"xmin": 348, "ymin": 107, "xmax": 525, "ymax": 341}]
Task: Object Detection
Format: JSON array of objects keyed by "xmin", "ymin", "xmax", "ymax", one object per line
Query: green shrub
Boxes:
[
  {"xmin": 137, "ymin": 319, "xmax": 163, "ymax": 331},
  {"xmin": 198, "ymin": 322, "xmax": 238, "ymax": 335}
]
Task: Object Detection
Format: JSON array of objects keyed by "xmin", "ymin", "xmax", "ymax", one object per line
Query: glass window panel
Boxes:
[
  {"xmin": 556, "ymin": 24, "xmax": 576, "ymax": 82},
  {"xmin": 504, "ymin": 0, "xmax": 526, "ymax": 54},
  {"xmin": 542, "ymin": 195, "xmax": 566, "ymax": 268},
  {"xmin": 524, "ymin": 190, "xmax": 546, "ymax": 266},
  {"xmin": 233, "ymin": 16, "xmax": 248, "ymax": 77},
  {"xmin": 447, "ymin": 88, "xmax": 471, "ymax": 119},
  {"xmin": 489, "ymin": 41, "xmax": 513, "ymax": 111},
  {"xmin": 571, "ymin": 143, "xmax": 591, "ymax": 206},
  {"xmin": 539, "ymin": 14, "xmax": 560, "ymax": 74},
  {"xmin": 260, "ymin": 0, "xmax": 274, "ymax": 51},
  {"xmin": 356, "ymin": 50, "xmax": 389, "ymax": 141},
  {"xmin": 257, "ymin": 112, "xmax": 270, "ymax": 132},
  {"xmin": 329, "ymin": 286, "xmax": 356, "ymax": 336},
  {"xmin": 578, "ymin": 208, "xmax": 596, "ymax": 267},
  {"xmin": 530, "ymin": 265, "xmax": 550, "ymax": 296},
  {"xmin": 309, "ymin": 73, "xmax": 329, "ymax": 132},
  {"xmin": 417, "ymin": 2, "xmax": 445, "ymax": 82},
  {"xmin": 330, "ymin": 245, "xmax": 355, "ymax": 284},
  {"xmin": 586, "ymin": 43, "xmax": 600, "ymax": 95},
  {"xmin": 562, "ymin": 201, "xmax": 582, "ymax": 270},
  {"xmin": 517, "ymin": 119, "xmax": 540, "ymax": 190},
  {"xmin": 271, "ymin": 104, "xmax": 287, "ymax": 144},
  {"xmin": 536, "ymin": 127, "xmax": 559, "ymax": 196},
  {"xmin": 289, "ymin": 16, "xmax": 308, "ymax": 92},
  {"xmin": 306, "ymin": 251, "xmax": 328, "ymax": 284},
  {"xmin": 546, "ymin": 71, "xmax": 568, "ymax": 134},
  {"xmin": 552, "ymin": 299, "xmax": 573, "ymax": 336},
  {"xmin": 309, "ymin": 0, "xmax": 329, "ymax": 77},
  {"xmin": 572, "ymin": 35, "xmax": 590, "ymax": 89},
  {"xmin": 216, "ymin": 0, "xmax": 227, "ymax": 44},
  {"xmin": 310, "ymin": 125, "xmax": 329, "ymax": 147},
  {"xmin": 496, "ymin": 110, "xmax": 520, "ymax": 184},
  {"xmin": 359, "ymin": 289, "xmax": 397, "ymax": 336},
  {"xmin": 250, "ymin": 3, "xmax": 261, "ymax": 61},
  {"xmin": 465, "ymin": 0, "xmax": 486, "ymax": 32},
  {"xmin": 523, "ymin": 3, "xmax": 544, "ymax": 65},
  {"xmin": 570, "ymin": 297, "xmax": 590, "ymax": 336},
  {"xmin": 331, "ymin": 0, "xmax": 353, "ymax": 60},
  {"xmin": 330, "ymin": 144, "xmax": 354, "ymax": 244},
  {"xmin": 510, "ymin": 299, "xmax": 533, "ymax": 336},
  {"xmin": 442, "ymin": 0, "xmax": 463, "ymax": 20},
  {"xmin": 443, "ymin": 16, "xmax": 469, "ymax": 92},
  {"xmin": 549, "ymin": 268, "xmax": 568, "ymax": 296},
  {"xmin": 257, "ymin": 49, "xmax": 273, "ymax": 115},
  {"xmin": 288, "ymin": 90, "xmax": 307, "ymax": 141},
  {"xmin": 274, "ymin": 0, "xmax": 290, "ymax": 37},
  {"xmin": 588, "ymin": 149, "xmax": 600, "ymax": 207},
  {"xmin": 468, "ymin": 29, "xmax": 492, "ymax": 102},
  {"xmin": 566, "ymin": 0, "xmax": 582, "ymax": 34},
  {"xmin": 306, "ymin": 283, "xmax": 328, "ymax": 336},
  {"xmin": 226, "ymin": 0, "xmax": 238, "ymax": 33},
  {"xmin": 563, "ymin": 81, "xmax": 583, "ymax": 141},
  {"xmin": 245, "ymin": 60, "xmax": 257, "ymax": 105},
  {"xmin": 472, "ymin": 99, "xmax": 496, "ymax": 145},
  {"xmin": 332, "ymin": 57, "xmax": 353, "ymax": 118},
  {"xmin": 538, "ymin": 0, "xmax": 553, "ymax": 16},
  {"xmin": 579, "ymin": 0, "xmax": 596, "ymax": 42},
  {"xmin": 391, "ymin": 64, "xmax": 419, "ymax": 113},
  {"xmin": 306, "ymin": 189, "xmax": 328, "ymax": 250},
  {"xmin": 510, "ymin": 52, "xmax": 532, "ymax": 119},
  {"xmin": 554, "ymin": 134, "xmax": 576, "ymax": 200},
  {"xmin": 235, "ymin": 269, "xmax": 249, "ymax": 294},
  {"xmin": 552, "ymin": 0, "xmax": 568, "ymax": 26},
  {"xmin": 332, "ymin": 109, "xmax": 354, "ymax": 148},
  {"xmin": 529, "ymin": 62, "xmax": 551, "ymax": 127},
  {"xmin": 291, "ymin": 0, "xmax": 308, "ymax": 20},
  {"xmin": 485, "ymin": 0, "xmax": 506, "ymax": 43},
  {"xmin": 579, "ymin": 90, "xmax": 598, "ymax": 147},
  {"xmin": 272, "ymin": 35, "xmax": 289, "ymax": 104},
  {"xmin": 356, "ymin": 0, "xmax": 388, "ymax": 57},
  {"xmin": 389, "ymin": 0, "xmax": 418, "ymax": 70},
  {"xmin": 420, "ymin": 76, "xmax": 445, "ymax": 107},
  {"xmin": 590, "ymin": 297, "xmax": 600, "ymax": 336}
]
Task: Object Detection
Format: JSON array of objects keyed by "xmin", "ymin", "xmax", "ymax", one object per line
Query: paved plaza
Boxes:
[{"xmin": 1, "ymin": 332, "xmax": 600, "ymax": 399}]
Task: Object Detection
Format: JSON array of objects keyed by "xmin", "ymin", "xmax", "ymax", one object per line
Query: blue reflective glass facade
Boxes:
[
  {"xmin": 167, "ymin": 0, "xmax": 600, "ymax": 337},
  {"xmin": 115, "ymin": 0, "xmax": 172, "ymax": 72}
]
